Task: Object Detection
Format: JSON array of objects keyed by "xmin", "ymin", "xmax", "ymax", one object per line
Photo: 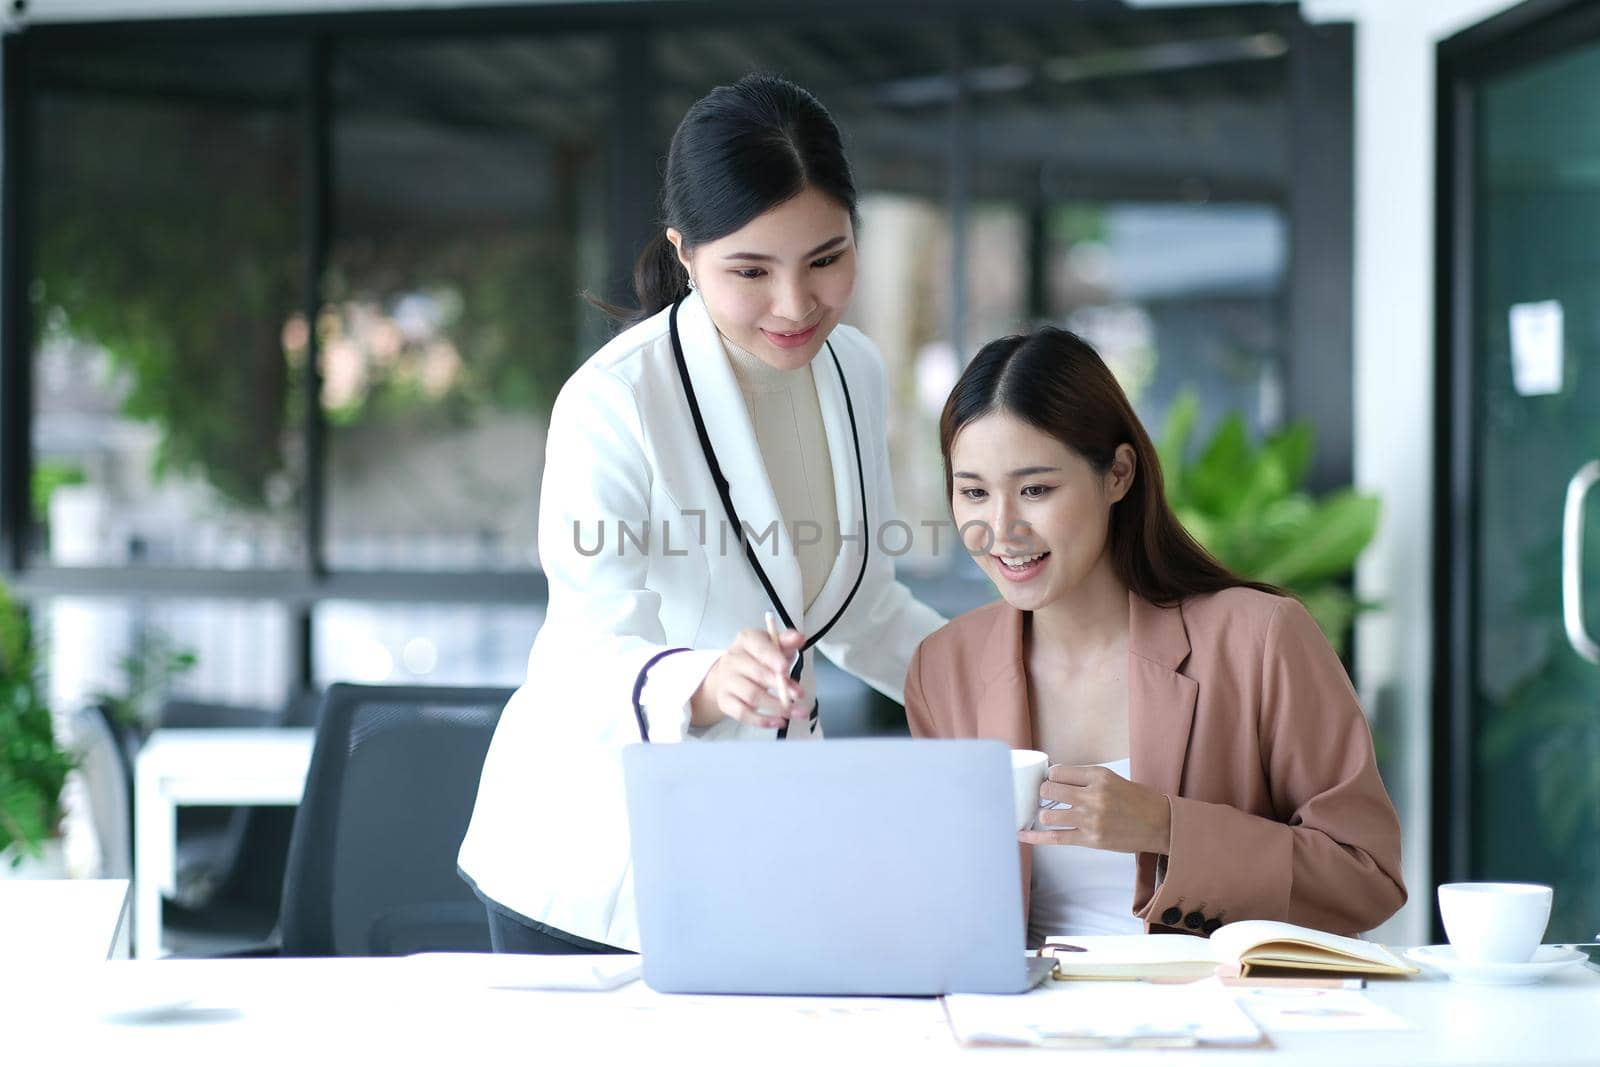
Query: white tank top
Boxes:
[{"xmin": 1027, "ymin": 757, "xmax": 1143, "ymax": 943}]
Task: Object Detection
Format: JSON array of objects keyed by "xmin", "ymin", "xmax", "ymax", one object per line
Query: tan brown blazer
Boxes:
[{"xmin": 904, "ymin": 587, "xmax": 1406, "ymax": 938}]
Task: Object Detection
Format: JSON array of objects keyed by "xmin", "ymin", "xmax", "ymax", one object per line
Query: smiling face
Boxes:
[
  {"xmin": 667, "ymin": 185, "xmax": 856, "ymax": 371},
  {"xmin": 948, "ymin": 410, "xmax": 1135, "ymax": 612}
]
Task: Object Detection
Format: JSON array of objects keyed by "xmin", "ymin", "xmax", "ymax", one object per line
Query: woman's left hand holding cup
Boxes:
[{"xmin": 1019, "ymin": 764, "xmax": 1173, "ymax": 855}]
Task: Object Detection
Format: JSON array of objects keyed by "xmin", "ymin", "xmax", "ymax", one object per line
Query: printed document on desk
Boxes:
[
  {"xmin": 943, "ymin": 981, "xmax": 1267, "ymax": 1049},
  {"xmin": 1230, "ymin": 985, "xmax": 1414, "ymax": 1033}
]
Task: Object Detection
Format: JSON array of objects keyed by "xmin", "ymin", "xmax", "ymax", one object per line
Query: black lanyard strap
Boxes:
[
  {"xmin": 630, "ymin": 647, "xmax": 690, "ymax": 743},
  {"xmin": 668, "ymin": 296, "xmax": 871, "ymax": 737}
]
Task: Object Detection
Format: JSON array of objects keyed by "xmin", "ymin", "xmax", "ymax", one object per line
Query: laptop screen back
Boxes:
[{"xmin": 623, "ymin": 738, "xmax": 1028, "ymax": 995}]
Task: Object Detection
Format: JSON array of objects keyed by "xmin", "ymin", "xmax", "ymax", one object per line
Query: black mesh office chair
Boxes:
[{"xmin": 277, "ymin": 683, "xmax": 512, "ymax": 957}]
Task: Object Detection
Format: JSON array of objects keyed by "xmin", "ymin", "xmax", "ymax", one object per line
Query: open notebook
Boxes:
[{"xmin": 1043, "ymin": 921, "xmax": 1419, "ymax": 980}]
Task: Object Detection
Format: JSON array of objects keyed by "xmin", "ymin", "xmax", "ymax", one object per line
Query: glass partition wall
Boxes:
[
  {"xmin": 1436, "ymin": 0, "xmax": 1600, "ymax": 943},
  {"xmin": 4, "ymin": 2, "xmax": 1337, "ymax": 733}
]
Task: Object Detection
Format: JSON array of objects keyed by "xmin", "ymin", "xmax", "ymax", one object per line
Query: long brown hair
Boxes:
[{"xmin": 938, "ymin": 326, "xmax": 1281, "ymax": 607}]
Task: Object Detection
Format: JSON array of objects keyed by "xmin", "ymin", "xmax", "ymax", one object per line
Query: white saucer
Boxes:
[{"xmin": 1405, "ymin": 944, "xmax": 1587, "ymax": 986}]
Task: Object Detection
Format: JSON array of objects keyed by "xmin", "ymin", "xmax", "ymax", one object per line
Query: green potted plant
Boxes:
[
  {"xmin": 93, "ymin": 628, "xmax": 198, "ymax": 742},
  {"xmin": 0, "ymin": 583, "xmax": 74, "ymax": 876},
  {"xmin": 1158, "ymin": 391, "xmax": 1380, "ymax": 656}
]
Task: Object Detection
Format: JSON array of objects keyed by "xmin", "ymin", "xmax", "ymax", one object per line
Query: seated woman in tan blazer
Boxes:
[{"xmin": 906, "ymin": 326, "xmax": 1405, "ymax": 943}]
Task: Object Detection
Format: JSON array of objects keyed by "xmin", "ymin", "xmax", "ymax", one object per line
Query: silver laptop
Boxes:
[{"xmin": 622, "ymin": 738, "xmax": 1056, "ymax": 995}]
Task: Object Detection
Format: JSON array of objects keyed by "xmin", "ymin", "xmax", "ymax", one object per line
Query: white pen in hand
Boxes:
[{"xmin": 764, "ymin": 611, "xmax": 792, "ymax": 718}]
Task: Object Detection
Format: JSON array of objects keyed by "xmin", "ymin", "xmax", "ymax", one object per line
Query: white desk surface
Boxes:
[
  {"xmin": 0, "ymin": 879, "xmax": 130, "ymax": 963},
  {"xmin": 135, "ymin": 728, "xmax": 315, "ymax": 803},
  {"xmin": 7, "ymin": 954, "xmax": 1598, "ymax": 1065},
  {"xmin": 133, "ymin": 728, "xmax": 315, "ymax": 959}
]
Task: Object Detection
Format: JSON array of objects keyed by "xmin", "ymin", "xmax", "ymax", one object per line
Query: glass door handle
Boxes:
[{"xmin": 1562, "ymin": 459, "xmax": 1600, "ymax": 665}]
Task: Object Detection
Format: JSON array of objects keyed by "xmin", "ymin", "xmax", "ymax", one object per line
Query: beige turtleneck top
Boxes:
[{"xmin": 722, "ymin": 336, "xmax": 840, "ymax": 612}]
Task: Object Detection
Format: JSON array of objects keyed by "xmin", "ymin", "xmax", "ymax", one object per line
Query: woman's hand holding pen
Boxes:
[
  {"xmin": 1018, "ymin": 764, "xmax": 1173, "ymax": 855},
  {"xmin": 689, "ymin": 624, "xmax": 806, "ymax": 729}
]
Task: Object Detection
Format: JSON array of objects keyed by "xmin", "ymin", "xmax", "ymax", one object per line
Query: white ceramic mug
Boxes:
[
  {"xmin": 1010, "ymin": 749, "xmax": 1049, "ymax": 831},
  {"xmin": 1437, "ymin": 882, "xmax": 1553, "ymax": 963}
]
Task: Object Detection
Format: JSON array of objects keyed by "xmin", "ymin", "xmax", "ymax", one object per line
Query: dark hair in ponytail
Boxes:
[
  {"xmin": 940, "ymin": 327, "xmax": 1284, "ymax": 607},
  {"xmin": 599, "ymin": 73, "xmax": 859, "ymax": 323}
]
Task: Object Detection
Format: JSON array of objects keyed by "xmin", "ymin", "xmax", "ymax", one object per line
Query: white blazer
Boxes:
[{"xmin": 457, "ymin": 291, "xmax": 945, "ymax": 950}]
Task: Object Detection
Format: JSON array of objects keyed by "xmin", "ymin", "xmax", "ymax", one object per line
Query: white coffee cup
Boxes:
[
  {"xmin": 1010, "ymin": 749, "xmax": 1049, "ymax": 831},
  {"xmin": 1437, "ymin": 882, "xmax": 1553, "ymax": 963}
]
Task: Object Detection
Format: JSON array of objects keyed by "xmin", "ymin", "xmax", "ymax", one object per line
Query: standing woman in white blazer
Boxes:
[{"xmin": 458, "ymin": 73, "xmax": 945, "ymax": 953}]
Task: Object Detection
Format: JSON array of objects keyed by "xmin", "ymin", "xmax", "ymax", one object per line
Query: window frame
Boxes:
[{"xmin": 0, "ymin": 0, "xmax": 1345, "ymax": 698}]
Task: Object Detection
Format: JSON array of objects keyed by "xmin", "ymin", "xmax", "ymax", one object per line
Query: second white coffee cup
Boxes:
[
  {"xmin": 1010, "ymin": 749, "xmax": 1049, "ymax": 831},
  {"xmin": 1437, "ymin": 882, "xmax": 1552, "ymax": 963}
]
